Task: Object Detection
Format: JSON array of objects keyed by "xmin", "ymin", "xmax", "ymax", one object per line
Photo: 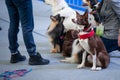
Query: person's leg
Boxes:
[
  {"xmin": 101, "ymin": 37, "xmax": 119, "ymax": 53},
  {"xmin": 11, "ymin": 0, "xmax": 36, "ymax": 56},
  {"xmin": 5, "ymin": 0, "xmax": 26, "ymax": 63},
  {"xmin": 13, "ymin": 0, "xmax": 49, "ymax": 65},
  {"xmin": 5, "ymin": 0, "xmax": 19, "ymax": 53}
]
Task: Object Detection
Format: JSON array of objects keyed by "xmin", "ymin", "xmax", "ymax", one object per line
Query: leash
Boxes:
[{"xmin": 0, "ymin": 69, "xmax": 32, "ymax": 80}]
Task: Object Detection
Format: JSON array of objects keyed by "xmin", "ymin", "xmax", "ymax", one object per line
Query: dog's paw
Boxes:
[
  {"xmin": 66, "ymin": 57, "xmax": 77, "ymax": 63},
  {"xmin": 50, "ymin": 49, "xmax": 57, "ymax": 53},
  {"xmin": 77, "ymin": 64, "xmax": 85, "ymax": 69},
  {"xmin": 60, "ymin": 57, "xmax": 76, "ymax": 63},
  {"xmin": 91, "ymin": 67, "xmax": 102, "ymax": 71},
  {"xmin": 60, "ymin": 57, "xmax": 72, "ymax": 63},
  {"xmin": 60, "ymin": 59, "xmax": 68, "ymax": 63}
]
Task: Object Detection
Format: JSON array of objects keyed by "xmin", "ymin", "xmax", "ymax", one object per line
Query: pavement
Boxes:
[{"xmin": 0, "ymin": 0, "xmax": 120, "ymax": 80}]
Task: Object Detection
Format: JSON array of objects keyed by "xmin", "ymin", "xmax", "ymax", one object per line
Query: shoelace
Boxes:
[{"xmin": 0, "ymin": 69, "xmax": 32, "ymax": 80}]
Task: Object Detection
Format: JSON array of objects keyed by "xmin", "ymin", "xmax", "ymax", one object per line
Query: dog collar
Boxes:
[{"xmin": 79, "ymin": 30, "xmax": 95, "ymax": 39}]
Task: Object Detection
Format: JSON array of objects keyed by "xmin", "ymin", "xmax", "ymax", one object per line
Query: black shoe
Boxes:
[
  {"xmin": 29, "ymin": 52, "xmax": 50, "ymax": 65},
  {"xmin": 10, "ymin": 51, "xmax": 26, "ymax": 63},
  {"xmin": 0, "ymin": 27, "xmax": 2, "ymax": 31}
]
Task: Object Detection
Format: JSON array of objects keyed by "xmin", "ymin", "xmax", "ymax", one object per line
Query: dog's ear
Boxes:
[
  {"xmin": 50, "ymin": 15, "xmax": 56, "ymax": 21},
  {"xmin": 84, "ymin": 10, "xmax": 88, "ymax": 19},
  {"xmin": 89, "ymin": 0, "xmax": 98, "ymax": 8},
  {"xmin": 76, "ymin": 11, "xmax": 80, "ymax": 17},
  {"xmin": 54, "ymin": 14, "xmax": 61, "ymax": 21},
  {"xmin": 57, "ymin": 14, "xmax": 61, "ymax": 18}
]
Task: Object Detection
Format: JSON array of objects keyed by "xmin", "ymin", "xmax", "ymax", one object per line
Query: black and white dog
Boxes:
[{"xmin": 47, "ymin": 14, "xmax": 65, "ymax": 53}]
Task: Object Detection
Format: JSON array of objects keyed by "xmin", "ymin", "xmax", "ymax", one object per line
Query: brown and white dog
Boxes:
[
  {"xmin": 62, "ymin": 29, "xmax": 79, "ymax": 57},
  {"xmin": 61, "ymin": 10, "xmax": 110, "ymax": 71},
  {"xmin": 61, "ymin": 11, "xmax": 82, "ymax": 57},
  {"xmin": 47, "ymin": 14, "xmax": 65, "ymax": 53}
]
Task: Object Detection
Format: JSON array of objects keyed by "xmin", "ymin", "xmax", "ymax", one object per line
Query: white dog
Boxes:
[{"xmin": 44, "ymin": 0, "xmax": 78, "ymax": 30}]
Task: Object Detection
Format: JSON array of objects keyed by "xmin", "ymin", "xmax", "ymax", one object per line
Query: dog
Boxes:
[
  {"xmin": 61, "ymin": 11, "xmax": 82, "ymax": 57},
  {"xmin": 43, "ymin": 0, "xmax": 78, "ymax": 31},
  {"xmin": 60, "ymin": 10, "xmax": 90, "ymax": 63},
  {"xmin": 83, "ymin": 0, "xmax": 102, "ymax": 24},
  {"xmin": 62, "ymin": 29, "xmax": 79, "ymax": 57},
  {"xmin": 47, "ymin": 14, "xmax": 65, "ymax": 53},
  {"xmin": 61, "ymin": 10, "xmax": 110, "ymax": 71}
]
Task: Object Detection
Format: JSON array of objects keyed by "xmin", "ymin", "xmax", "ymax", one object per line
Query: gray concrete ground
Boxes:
[{"xmin": 0, "ymin": 0, "xmax": 120, "ymax": 80}]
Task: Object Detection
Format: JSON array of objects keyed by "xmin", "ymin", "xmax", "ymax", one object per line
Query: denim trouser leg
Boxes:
[
  {"xmin": 6, "ymin": 0, "xmax": 36, "ymax": 56},
  {"xmin": 17, "ymin": 0, "xmax": 36, "ymax": 55},
  {"xmin": 101, "ymin": 37, "xmax": 119, "ymax": 53},
  {"xmin": 5, "ymin": 0, "xmax": 19, "ymax": 53}
]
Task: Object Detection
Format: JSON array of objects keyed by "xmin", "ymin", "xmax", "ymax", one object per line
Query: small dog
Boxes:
[
  {"xmin": 47, "ymin": 14, "xmax": 65, "ymax": 53},
  {"xmin": 61, "ymin": 11, "xmax": 83, "ymax": 57},
  {"xmin": 83, "ymin": 0, "xmax": 102, "ymax": 24},
  {"xmin": 60, "ymin": 10, "xmax": 90, "ymax": 63},
  {"xmin": 62, "ymin": 29, "xmax": 79, "ymax": 57},
  {"xmin": 43, "ymin": 0, "xmax": 78, "ymax": 31},
  {"xmin": 61, "ymin": 10, "xmax": 110, "ymax": 71}
]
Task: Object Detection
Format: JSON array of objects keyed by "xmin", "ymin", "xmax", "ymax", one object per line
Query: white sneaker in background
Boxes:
[{"xmin": 109, "ymin": 50, "xmax": 120, "ymax": 58}]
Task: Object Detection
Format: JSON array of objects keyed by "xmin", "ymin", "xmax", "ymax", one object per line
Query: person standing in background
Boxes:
[
  {"xmin": 5, "ymin": 0, "xmax": 50, "ymax": 65},
  {"xmin": 99, "ymin": 0, "xmax": 120, "ymax": 54}
]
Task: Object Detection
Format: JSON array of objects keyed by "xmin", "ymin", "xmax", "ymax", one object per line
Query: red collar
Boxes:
[{"xmin": 79, "ymin": 30, "xmax": 95, "ymax": 39}]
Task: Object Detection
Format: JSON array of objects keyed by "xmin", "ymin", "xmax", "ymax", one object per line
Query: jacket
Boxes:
[{"xmin": 100, "ymin": 0, "xmax": 120, "ymax": 39}]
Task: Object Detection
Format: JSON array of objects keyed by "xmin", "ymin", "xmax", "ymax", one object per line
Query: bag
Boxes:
[{"xmin": 96, "ymin": 23, "xmax": 104, "ymax": 36}]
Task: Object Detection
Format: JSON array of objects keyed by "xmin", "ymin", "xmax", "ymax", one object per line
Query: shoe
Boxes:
[
  {"xmin": 109, "ymin": 50, "xmax": 120, "ymax": 58},
  {"xmin": 29, "ymin": 52, "xmax": 50, "ymax": 65},
  {"xmin": 0, "ymin": 27, "xmax": 2, "ymax": 31},
  {"xmin": 10, "ymin": 51, "xmax": 26, "ymax": 63}
]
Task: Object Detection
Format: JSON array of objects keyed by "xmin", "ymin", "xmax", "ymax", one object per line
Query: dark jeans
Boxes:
[
  {"xmin": 101, "ymin": 37, "xmax": 119, "ymax": 53},
  {"xmin": 5, "ymin": 0, "xmax": 36, "ymax": 56}
]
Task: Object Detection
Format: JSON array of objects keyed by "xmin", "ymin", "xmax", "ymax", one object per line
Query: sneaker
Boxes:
[
  {"xmin": 109, "ymin": 50, "xmax": 120, "ymax": 58},
  {"xmin": 0, "ymin": 27, "xmax": 2, "ymax": 31},
  {"xmin": 10, "ymin": 51, "xmax": 26, "ymax": 63},
  {"xmin": 29, "ymin": 52, "xmax": 49, "ymax": 65}
]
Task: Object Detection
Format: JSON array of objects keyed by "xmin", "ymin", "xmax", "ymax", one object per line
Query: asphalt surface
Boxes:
[{"xmin": 0, "ymin": 0, "xmax": 120, "ymax": 80}]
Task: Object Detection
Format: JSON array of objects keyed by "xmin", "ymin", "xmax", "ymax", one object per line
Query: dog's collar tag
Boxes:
[{"xmin": 79, "ymin": 30, "xmax": 95, "ymax": 39}]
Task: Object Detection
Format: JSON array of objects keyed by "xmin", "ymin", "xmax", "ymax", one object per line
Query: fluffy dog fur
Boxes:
[
  {"xmin": 83, "ymin": 0, "xmax": 102, "ymax": 24},
  {"xmin": 62, "ymin": 29, "xmax": 79, "ymax": 57},
  {"xmin": 61, "ymin": 12, "xmax": 83, "ymax": 57},
  {"xmin": 47, "ymin": 14, "xmax": 65, "ymax": 53},
  {"xmin": 61, "ymin": 10, "xmax": 110, "ymax": 71},
  {"xmin": 44, "ymin": 0, "xmax": 78, "ymax": 30}
]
